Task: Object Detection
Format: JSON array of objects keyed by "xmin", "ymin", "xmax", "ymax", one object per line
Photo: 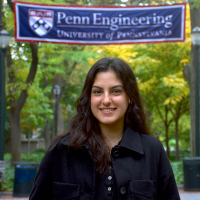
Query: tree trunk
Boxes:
[
  {"xmin": 44, "ymin": 120, "xmax": 51, "ymax": 151},
  {"xmin": 10, "ymin": 108, "xmax": 21, "ymax": 163},
  {"xmin": 165, "ymin": 124, "xmax": 170, "ymax": 157},
  {"xmin": 164, "ymin": 106, "xmax": 170, "ymax": 157},
  {"xmin": 7, "ymin": 44, "xmax": 38, "ymax": 163},
  {"xmin": 7, "ymin": 0, "xmax": 39, "ymax": 162},
  {"xmin": 175, "ymin": 118, "xmax": 179, "ymax": 160},
  {"xmin": 189, "ymin": 2, "xmax": 200, "ymax": 156}
]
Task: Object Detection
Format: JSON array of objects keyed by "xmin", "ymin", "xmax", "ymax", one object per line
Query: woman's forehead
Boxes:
[{"xmin": 93, "ymin": 70, "xmax": 122, "ymax": 84}]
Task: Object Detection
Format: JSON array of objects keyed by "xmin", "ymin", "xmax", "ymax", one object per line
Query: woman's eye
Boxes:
[
  {"xmin": 112, "ymin": 89, "xmax": 121, "ymax": 94},
  {"xmin": 93, "ymin": 90, "xmax": 101, "ymax": 94}
]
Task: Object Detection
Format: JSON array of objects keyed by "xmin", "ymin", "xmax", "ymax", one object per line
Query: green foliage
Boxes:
[
  {"xmin": 1, "ymin": 150, "xmax": 45, "ymax": 191},
  {"xmin": 1, "ymin": 152, "xmax": 184, "ymax": 192},
  {"xmin": 87, "ymin": 34, "xmax": 191, "ymax": 153},
  {"xmin": 191, "ymin": 0, "xmax": 200, "ymax": 8},
  {"xmin": 4, "ymin": 0, "xmax": 99, "ymax": 140},
  {"xmin": 170, "ymin": 161, "xmax": 184, "ymax": 185},
  {"xmin": 3, "ymin": 0, "xmax": 192, "ymax": 162},
  {"xmin": 21, "ymin": 149, "xmax": 46, "ymax": 162},
  {"xmin": 1, "ymin": 154, "xmax": 14, "ymax": 192}
]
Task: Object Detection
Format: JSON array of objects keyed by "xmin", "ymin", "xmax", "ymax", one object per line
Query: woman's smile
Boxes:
[{"xmin": 100, "ymin": 108, "xmax": 116, "ymax": 113}]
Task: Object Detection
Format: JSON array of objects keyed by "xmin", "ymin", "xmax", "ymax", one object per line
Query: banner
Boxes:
[{"xmin": 14, "ymin": 1, "xmax": 186, "ymax": 45}]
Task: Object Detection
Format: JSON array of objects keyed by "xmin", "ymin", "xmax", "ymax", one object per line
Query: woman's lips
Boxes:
[{"xmin": 100, "ymin": 108, "xmax": 116, "ymax": 113}]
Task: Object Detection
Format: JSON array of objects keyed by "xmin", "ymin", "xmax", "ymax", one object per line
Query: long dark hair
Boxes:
[{"xmin": 51, "ymin": 57, "xmax": 152, "ymax": 174}]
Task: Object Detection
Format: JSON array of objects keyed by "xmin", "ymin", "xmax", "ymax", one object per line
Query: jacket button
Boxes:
[
  {"xmin": 113, "ymin": 150, "xmax": 120, "ymax": 157},
  {"xmin": 120, "ymin": 187, "xmax": 126, "ymax": 194}
]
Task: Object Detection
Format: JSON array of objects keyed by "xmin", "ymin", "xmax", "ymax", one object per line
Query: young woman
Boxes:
[{"xmin": 29, "ymin": 57, "xmax": 180, "ymax": 200}]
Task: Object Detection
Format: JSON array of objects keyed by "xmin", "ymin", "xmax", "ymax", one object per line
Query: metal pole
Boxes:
[
  {"xmin": 196, "ymin": 45, "xmax": 200, "ymax": 157},
  {"xmin": 0, "ymin": 0, "xmax": 4, "ymax": 161},
  {"xmin": 55, "ymin": 95, "xmax": 58, "ymax": 137},
  {"xmin": 0, "ymin": 48, "xmax": 5, "ymax": 160}
]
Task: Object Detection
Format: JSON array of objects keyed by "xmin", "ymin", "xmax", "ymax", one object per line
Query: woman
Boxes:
[{"xmin": 29, "ymin": 57, "xmax": 180, "ymax": 200}]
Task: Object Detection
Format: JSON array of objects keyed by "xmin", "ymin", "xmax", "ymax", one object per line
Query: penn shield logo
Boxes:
[{"xmin": 29, "ymin": 9, "xmax": 54, "ymax": 36}]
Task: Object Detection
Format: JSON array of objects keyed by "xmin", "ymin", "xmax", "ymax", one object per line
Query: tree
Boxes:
[
  {"xmin": 87, "ymin": 21, "xmax": 190, "ymax": 157},
  {"xmin": 169, "ymin": 96, "xmax": 189, "ymax": 159},
  {"xmin": 185, "ymin": 0, "xmax": 200, "ymax": 156},
  {"xmin": 3, "ymin": 0, "xmax": 192, "ymax": 163},
  {"xmin": 4, "ymin": 0, "xmax": 80, "ymax": 161},
  {"xmin": 6, "ymin": 43, "xmax": 38, "ymax": 162}
]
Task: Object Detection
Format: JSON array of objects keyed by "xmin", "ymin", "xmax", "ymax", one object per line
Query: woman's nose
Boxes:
[{"xmin": 102, "ymin": 94, "xmax": 112, "ymax": 105}]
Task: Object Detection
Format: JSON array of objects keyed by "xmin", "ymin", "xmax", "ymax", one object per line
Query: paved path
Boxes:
[
  {"xmin": 180, "ymin": 193, "xmax": 200, "ymax": 200},
  {"xmin": 0, "ymin": 198, "xmax": 28, "ymax": 200},
  {"xmin": 0, "ymin": 190, "xmax": 200, "ymax": 200},
  {"xmin": 179, "ymin": 189, "xmax": 200, "ymax": 200}
]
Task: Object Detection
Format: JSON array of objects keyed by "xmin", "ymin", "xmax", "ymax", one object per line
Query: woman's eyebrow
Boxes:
[
  {"xmin": 110, "ymin": 85, "xmax": 124, "ymax": 89},
  {"xmin": 92, "ymin": 86, "xmax": 102, "ymax": 89},
  {"xmin": 92, "ymin": 85, "xmax": 123, "ymax": 89}
]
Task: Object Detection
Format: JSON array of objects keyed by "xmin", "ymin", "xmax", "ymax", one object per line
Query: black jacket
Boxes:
[{"xmin": 29, "ymin": 127, "xmax": 180, "ymax": 200}]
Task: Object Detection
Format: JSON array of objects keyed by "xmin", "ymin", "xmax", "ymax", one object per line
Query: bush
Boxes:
[
  {"xmin": 2, "ymin": 150, "xmax": 183, "ymax": 191},
  {"xmin": 1, "ymin": 149, "xmax": 45, "ymax": 191},
  {"xmin": 170, "ymin": 160, "xmax": 183, "ymax": 185},
  {"xmin": 169, "ymin": 151, "xmax": 190, "ymax": 161},
  {"xmin": 21, "ymin": 148, "xmax": 45, "ymax": 162},
  {"xmin": 1, "ymin": 154, "xmax": 14, "ymax": 191}
]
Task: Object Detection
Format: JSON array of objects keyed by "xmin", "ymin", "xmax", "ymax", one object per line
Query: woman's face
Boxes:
[{"xmin": 91, "ymin": 70, "xmax": 129, "ymax": 128}]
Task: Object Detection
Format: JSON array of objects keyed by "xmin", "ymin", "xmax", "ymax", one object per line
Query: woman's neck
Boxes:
[{"xmin": 100, "ymin": 123, "xmax": 124, "ymax": 149}]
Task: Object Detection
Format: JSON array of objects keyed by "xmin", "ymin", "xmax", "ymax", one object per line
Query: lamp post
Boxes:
[
  {"xmin": 53, "ymin": 85, "xmax": 60, "ymax": 139},
  {"xmin": 0, "ymin": 29, "xmax": 11, "ymax": 160},
  {"xmin": 191, "ymin": 27, "xmax": 200, "ymax": 157}
]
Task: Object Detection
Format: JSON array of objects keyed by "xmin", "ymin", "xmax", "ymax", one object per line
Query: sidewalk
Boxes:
[
  {"xmin": 1, "ymin": 190, "xmax": 200, "ymax": 200},
  {"xmin": 0, "ymin": 192, "xmax": 28, "ymax": 200},
  {"xmin": 179, "ymin": 189, "xmax": 200, "ymax": 200},
  {"xmin": 0, "ymin": 197, "xmax": 28, "ymax": 200}
]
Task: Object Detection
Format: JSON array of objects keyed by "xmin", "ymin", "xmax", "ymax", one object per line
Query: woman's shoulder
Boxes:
[
  {"xmin": 139, "ymin": 132, "xmax": 160, "ymax": 142},
  {"xmin": 58, "ymin": 134, "xmax": 71, "ymax": 143},
  {"xmin": 124, "ymin": 127, "xmax": 163, "ymax": 153},
  {"xmin": 48, "ymin": 134, "xmax": 71, "ymax": 152},
  {"xmin": 138, "ymin": 131, "xmax": 163, "ymax": 150},
  {"xmin": 55, "ymin": 134, "xmax": 71, "ymax": 148}
]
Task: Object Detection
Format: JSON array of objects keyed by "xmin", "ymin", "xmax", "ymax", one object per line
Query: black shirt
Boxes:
[{"xmin": 95, "ymin": 164, "xmax": 119, "ymax": 200}]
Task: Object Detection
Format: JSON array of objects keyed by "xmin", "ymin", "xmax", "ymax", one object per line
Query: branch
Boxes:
[
  {"xmin": 150, "ymin": 92, "xmax": 165, "ymax": 121},
  {"xmin": 59, "ymin": 61, "xmax": 77, "ymax": 101},
  {"xmin": 25, "ymin": 44, "xmax": 38, "ymax": 84},
  {"xmin": 7, "ymin": 0, "xmax": 13, "ymax": 12},
  {"xmin": 179, "ymin": 96, "xmax": 190, "ymax": 115},
  {"xmin": 183, "ymin": 64, "xmax": 190, "ymax": 85},
  {"xmin": 169, "ymin": 106, "xmax": 175, "ymax": 118},
  {"xmin": 165, "ymin": 105, "xmax": 174, "ymax": 126},
  {"xmin": 66, "ymin": 61, "xmax": 77, "ymax": 77},
  {"xmin": 18, "ymin": 43, "xmax": 38, "ymax": 111},
  {"xmin": 6, "ymin": 1, "xmax": 39, "ymax": 113},
  {"xmin": 155, "ymin": 103, "xmax": 165, "ymax": 122},
  {"xmin": 131, "ymin": 0, "xmax": 143, "ymax": 5}
]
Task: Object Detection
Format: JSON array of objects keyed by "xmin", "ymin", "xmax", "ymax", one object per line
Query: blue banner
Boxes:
[{"xmin": 14, "ymin": 1, "xmax": 186, "ymax": 45}]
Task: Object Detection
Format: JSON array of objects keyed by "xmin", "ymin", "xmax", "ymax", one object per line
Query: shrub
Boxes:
[
  {"xmin": 1, "ymin": 154, "xmax": 14, "ymax": 191},
  {"xmin": 170, "ymin": 160, "xmax": 183, "ymax": 185},
  {"xmin": 1, "ymin": 149, "xmax": 45, "ymax": 191},
  {"xmin": 2, "ymin": 150, "xmax": 183, "ymax": 191}
]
